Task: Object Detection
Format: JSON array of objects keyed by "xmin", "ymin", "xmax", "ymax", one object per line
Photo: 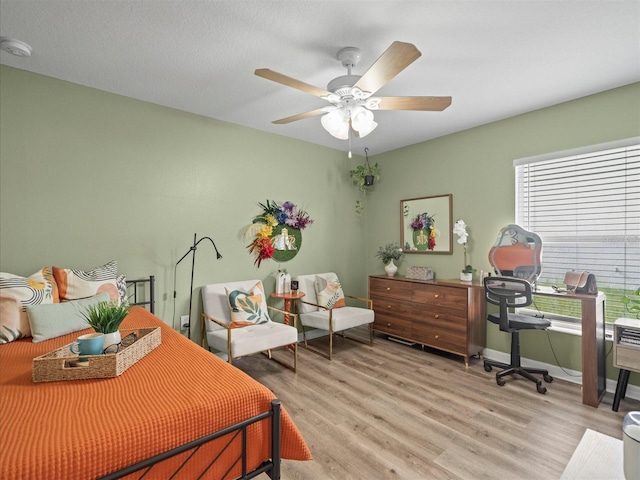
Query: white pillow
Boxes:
[
  {"xmin": 315, "ymin": 274, "xmax": 346, "ymax": 309},
  {"xmin": 225, "ymin": 281, "xmax": 271, "ymax": 328}
]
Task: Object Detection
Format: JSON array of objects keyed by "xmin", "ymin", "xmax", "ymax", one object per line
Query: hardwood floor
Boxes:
[{"xmin": 234, "ymin": 328, "xmax": 639, "ymax": 480}]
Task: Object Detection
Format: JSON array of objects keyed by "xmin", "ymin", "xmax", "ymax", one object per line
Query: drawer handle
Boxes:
[
  {"xmin": 434, "ymin": 294, "xmax": 440, "ymax": 299},
  {"xmin": 435, "ymin": 334, "xmax": 439, "ymax": 340},
  {"xmin": 386, "ymin": 305, "xmax": 391, "ymax": 309},
  {"xmin": 386, "ymin": 287, "xmax": 391, "ymax": 291},
  {"xmin": 434, "ymin": 314, "xmax": 439, "ymax": 319},
  {"xmin": 387, "ymin": 323, "xmax": 391, "ymax": 327}
]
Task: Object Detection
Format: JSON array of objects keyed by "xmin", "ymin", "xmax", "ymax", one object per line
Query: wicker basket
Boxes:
[{"xmin": 32, "ymin": 327, "xmax": 161, "ymax": 383}]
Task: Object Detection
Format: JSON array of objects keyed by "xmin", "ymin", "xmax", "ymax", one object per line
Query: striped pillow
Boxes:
[
  {"xmin": 0, "ymin": 267, "xmax": 59, "ymax": 343},
  {"xmin": 53, "ymin": 261, "xmax": 126, "ymax": 304}
]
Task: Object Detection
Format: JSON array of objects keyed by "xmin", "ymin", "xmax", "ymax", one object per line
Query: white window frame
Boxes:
[{"xmin": 514, "ymin": 137, "xmax": 640, "ymax": 331}]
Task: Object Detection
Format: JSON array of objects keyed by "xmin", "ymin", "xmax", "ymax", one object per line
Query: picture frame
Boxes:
[{"xmin": 400, "ymin": 194, "xmax": 453, "ymax": 254}]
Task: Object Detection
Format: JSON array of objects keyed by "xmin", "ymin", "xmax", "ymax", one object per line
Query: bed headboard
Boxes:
[{"xmin": 125, "ymin": 276, "xmax": 155, "ymax": 314}]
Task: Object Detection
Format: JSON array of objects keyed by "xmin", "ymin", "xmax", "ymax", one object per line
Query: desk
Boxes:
[
  {"xmin": 533, "ymin": 287, "xmax": 606, "ymax": 407},
  {"xmin": 270, "ymin": 291, "xmax": 305, "ymax": 325}
]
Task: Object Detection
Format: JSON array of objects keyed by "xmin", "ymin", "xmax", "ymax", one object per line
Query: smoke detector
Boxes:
[{"xmin": 0, "ymin": 38, "xmax": 32, "ymax": 57}]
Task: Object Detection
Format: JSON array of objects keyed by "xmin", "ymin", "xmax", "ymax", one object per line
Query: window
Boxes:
[{"xmin": 514, "ymin": 138, "xmax": 640, "ymax": 324}]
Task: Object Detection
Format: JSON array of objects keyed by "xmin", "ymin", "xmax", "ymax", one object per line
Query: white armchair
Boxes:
[
  {"xmin": 200, "ymin": 279, "xmax": 298, "ymax": 371},
  {"xmin": 292, "ymin": 272, "xmax": 374, "ymax": 360}
]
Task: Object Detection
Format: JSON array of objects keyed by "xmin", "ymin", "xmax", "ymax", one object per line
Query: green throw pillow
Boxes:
[{"xmin": 27, "ymin": 292, "xmax": 110, "ymax": 343}]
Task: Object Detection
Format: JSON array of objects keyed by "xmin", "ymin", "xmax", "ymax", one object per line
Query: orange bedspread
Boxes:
[{"xmin": 0, "ymin": 307, "xmax": 311, "ymax": 479}]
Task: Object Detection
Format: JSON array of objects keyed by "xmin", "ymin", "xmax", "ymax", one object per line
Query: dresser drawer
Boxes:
[
  {"xmin": 411, "ymin": 304, "xmax": 467, "ymax": 329},
  {"xmin": 412, "ymin": 322, "xmax": 466, "ymax": 354},
  {"xmin": 412, "ymin": 284, "xmax": 467, "ymax": 311},
  {"xmin": 372, "ymin": 296, "xmax": 413, "ymax": 316},
  {"xmin": 369, "ymin": 277, "xmax": 413, "ymax": 301},
  {"xmin": 373, "ymin": 312, "xmax": 412, "ymax": 338}
]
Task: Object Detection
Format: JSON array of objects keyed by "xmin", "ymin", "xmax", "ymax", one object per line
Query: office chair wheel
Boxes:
[
  {"xmin": 543, "ymin": 374, "xmax": 553, "ymax": 383},
  {"xmin": 536, "ymin": 383, "xmax": 547, "ymax": 394},
  {"xmin": 496, "ymin": 376, "xmax": 506, "ymax": 386},
  {"xmin": 484, "ymin": 364, "xmax": 493, "ymax": 372}
]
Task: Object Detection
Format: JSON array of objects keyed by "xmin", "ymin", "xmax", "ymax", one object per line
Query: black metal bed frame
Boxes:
[
  {"xmin": 126, "ymin": 276, "xmax": 155, "ymax": 314},
  {"xmin": 107, "ymin": 277, "xmax": 283, "ymax": 480},
  {"xmin": 100, "ymin": 399, "xmax": 282, "ymax": 480}
]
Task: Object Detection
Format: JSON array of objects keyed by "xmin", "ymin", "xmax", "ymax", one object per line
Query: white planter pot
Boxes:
[
  {"xmin": 385, "ymin": 259, "xmax": 398, "ymax": 277},
  {"xmin": 460, "ymin": 272, "xmax": 473, "ymax": 282},
  {"xmin": 102, "ymin": 331, "xmax": 121, "ymax": 352}
]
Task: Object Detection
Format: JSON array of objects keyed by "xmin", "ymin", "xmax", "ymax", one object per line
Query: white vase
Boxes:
[
  {"xmin": 460, "ymin": 272, "xmax": 473, "ymax": 282},
  {"xmin": 385, "ymin": 259, "xmax": 398, "ymax": 277},
  {"xmin": 102, "ymin": 331, "xmax": 121, "ymax": 352}
]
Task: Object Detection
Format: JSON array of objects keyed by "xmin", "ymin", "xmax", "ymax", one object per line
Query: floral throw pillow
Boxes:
[
  {"xmin": 53, "ymin": 260, "xmax": 125, "ymax": 304},
  {"xmin": 315, "ymin": 274, "xmax": 346, "ymax": 309},
  {"xmin": 225, "ymin": 281, "xmax": 271, "ymax": 328},
  {"xmin": 0, "ymin": 267, "xmax": 59, "ymax": 343}
]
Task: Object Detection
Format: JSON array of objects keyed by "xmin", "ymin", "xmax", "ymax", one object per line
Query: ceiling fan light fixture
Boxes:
[
  {"xmin": 351, "ymin": 107, "xmax": 375, "ymax": 132},
  {"xmin": 355, "ymin": 120, "xmax": 378, "ymax": 138},
  {"xmin": 321, "ymin": 110, "xmax": 349, "ymax": 140}
]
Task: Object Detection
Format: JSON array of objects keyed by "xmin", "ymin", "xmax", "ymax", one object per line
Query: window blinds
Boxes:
[{"xmin": 515, "ymin": 138, "xmax": 640, "ymax": 322}]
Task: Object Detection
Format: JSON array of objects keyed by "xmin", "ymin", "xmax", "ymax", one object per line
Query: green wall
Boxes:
[
  {"xmin": 0, "ymin": 65, "xmax": 369, "ymax": 344},
  {"xmin": 366, "ymin": 82, "xmax": 640, "ymax": 385},
  {"xmin": 1, "ymin": 65, "xmax": 638, "ymax": 386}
]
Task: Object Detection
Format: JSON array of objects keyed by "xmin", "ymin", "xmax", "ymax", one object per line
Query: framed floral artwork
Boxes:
[
  {"xmin": 400, "ymin": 194, "xmax": 452, "ymax": 254},
  {"xmin": 245, "ymin": 200, "xmax": 313, "ymax": 267}
]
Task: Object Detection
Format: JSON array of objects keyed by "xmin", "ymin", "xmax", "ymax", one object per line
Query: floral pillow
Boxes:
[
  {"xmin": 53, "ymin": 260, "xmax": 126, "ymax": 304},
  {"xmin": 0, "ymin": 267, "xmax": 59, "ymax": 343},
  {"xmin": 225, "ymin": 281, "xmax": 271, "ymax": 328},
  {"xmin": 315, "ymin": 274, "xmax": 346, "ymax": 309}
]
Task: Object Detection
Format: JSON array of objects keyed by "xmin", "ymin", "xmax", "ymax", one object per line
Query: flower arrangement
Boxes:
[
  {"xmin": 453, "ymin": 219, "xmax": 474, "ymax": 274},
  {"xmin": 411, "ymin": 212, "xmax": 437, "ymax": 250},
  {"xmin": 245, "ymin": 200, "xmax": 313, "ymax": 267},
  {"xmin": 375, "ymin": 243, "xmax": 403, "ymax": 264}
]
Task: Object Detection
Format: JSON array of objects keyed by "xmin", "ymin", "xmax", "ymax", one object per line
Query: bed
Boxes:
[{"xmin": 0, "ymin": 277, "xmax": 311, "ymax": 479}]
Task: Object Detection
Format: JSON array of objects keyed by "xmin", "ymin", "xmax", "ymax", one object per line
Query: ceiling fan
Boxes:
[{"xmin": 255, "ymin": 41, "xmax": 452, "ymax": 142}]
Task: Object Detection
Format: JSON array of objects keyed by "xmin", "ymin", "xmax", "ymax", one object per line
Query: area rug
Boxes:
[{"xmin": 560, "ymin": 428, "xmax": 624, "ymax": 479}]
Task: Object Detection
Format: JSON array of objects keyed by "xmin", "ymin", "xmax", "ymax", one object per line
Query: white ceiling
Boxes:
[{"xmin": 1, "ymin": 1, "xmax": 639, "ymax": 156}]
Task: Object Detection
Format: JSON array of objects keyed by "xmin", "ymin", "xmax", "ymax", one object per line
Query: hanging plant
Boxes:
[{"xmin": 349, "ymin": 147, "xmax": 379, "ymax": 192}]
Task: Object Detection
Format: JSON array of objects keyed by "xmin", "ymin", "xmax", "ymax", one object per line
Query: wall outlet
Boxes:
[{"xmin": 180, "ymin": 315, "xmax": 190, "ymax": 330}]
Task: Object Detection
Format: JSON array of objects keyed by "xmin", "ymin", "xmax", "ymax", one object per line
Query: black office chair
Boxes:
[{"xmin": 483, "ymin": 276, "xmax": 553, "ymax": 394}]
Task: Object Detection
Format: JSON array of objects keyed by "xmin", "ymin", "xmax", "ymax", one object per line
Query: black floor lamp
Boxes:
[{"xmin": 175, "ymin": 233, "xmax": 222, "ymax": 339}]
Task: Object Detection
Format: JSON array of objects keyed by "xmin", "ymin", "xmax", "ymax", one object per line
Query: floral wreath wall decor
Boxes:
[
  {"xmin": 410, "ymin": 212, "xmax": 438, "ymax": 251},
  {"xmin": 244, "ymin": 200, "xmax": 313, "ymax": 267}
]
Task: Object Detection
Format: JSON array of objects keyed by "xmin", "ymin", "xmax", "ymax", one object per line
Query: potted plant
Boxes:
[
  {"xmin": 82, "ymin": 301, "xmax": 131, "ymax": 350},
  {"xmin": 349, "ymin": 147, "xmax": 379, "ymax": 192},
  {"xmin": 461, "ymin": 265, "xmax": 476, "ymax": 282},
  {"xmin": 453, "ymin": 219, "xmax": 475, "ymax": 281},
  {"xmin": 622, "ymin": 287, "xmax": 640, "ymax": 318},
  {"xmin": 376, "ymin": 242, "xmax": 403, "ymax": 277}
]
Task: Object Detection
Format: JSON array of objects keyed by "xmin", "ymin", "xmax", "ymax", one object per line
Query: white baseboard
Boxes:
[{"xmin": 484, "ymin": 348, "xmax": 640, "ymax": 402}]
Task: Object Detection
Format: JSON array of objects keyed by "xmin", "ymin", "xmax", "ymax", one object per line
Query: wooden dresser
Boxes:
[{"xmin": 368, "ymin": 275, "xmax": 486, "ymax": 366}]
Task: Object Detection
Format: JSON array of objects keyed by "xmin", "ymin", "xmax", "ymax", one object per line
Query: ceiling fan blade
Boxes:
[
  {"xmin": 377, "ymin": 96, "xmax": 452, "ymax": 111},
  {"xmin": 272, "ymin": 108, "xmax": 327, "ymax": 124},
  {"xmin": 255, "ymin": 68, "xmax": 332, "ymax": 98},
  {"xmin": 354, "ymin": 41, "xmax": 422, "ymax": 95}
]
